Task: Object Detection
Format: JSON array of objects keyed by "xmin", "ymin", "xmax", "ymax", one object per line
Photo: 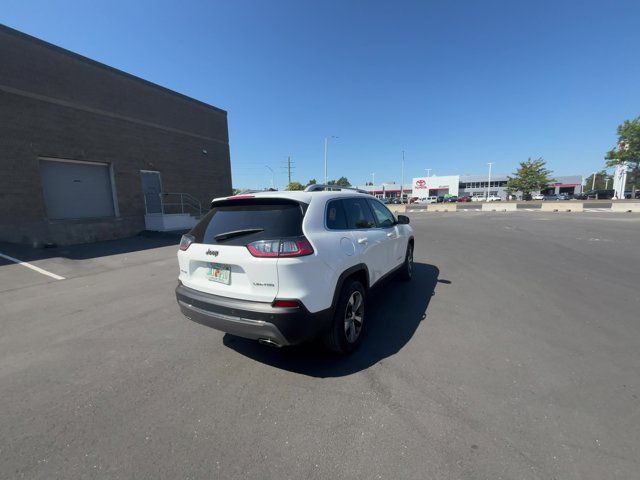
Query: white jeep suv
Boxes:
[{"xmin": 175, "ymin": 186, "xmax": 415, "ymax": 353}]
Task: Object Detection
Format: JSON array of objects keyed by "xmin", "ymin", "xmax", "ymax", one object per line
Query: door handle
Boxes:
[
  {"xmin": 357, "ymin": 237, "xmax": 368, "ymax": 244},
  {"xmin": 386, "ymin": 232, "xmax": 396, "ymax": 237}
]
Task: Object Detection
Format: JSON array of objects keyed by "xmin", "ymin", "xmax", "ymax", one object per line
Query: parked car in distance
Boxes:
[
  {"xmin": 623, "ymin": 191, "xmax": 640, "ymax": 199},
  {"xmin": 583, "ymin": 189, "xmax": 615, "ymax": 200},
  {"xmin": 444, "ymin": 196, "xmax": 458, "ymax": 203},
  {"xmin": 486, "ymin": 194, "xmax": 502, "ymax": 202},
  {"xmin": 557, "ymin": 193, "xmax": 572, "ymax": 200},
  {"xmin": 532, "ymin": 193, "xmax": 545, "ymax": 200},
  {"xmin": 408, "ymin": 197, "xmax": 419, "ymax": 204},
  {"xmin": 436, "ymin": 196, "xmax": 445, "ymax": 203},
  {"xmin": 457, "ymin": 196, "xmax": 472, "ymax": 203},
  {"xmin": 175, "ymin": 188, "xmax": 415, "ymax": 354},
  {"xmin": 544, "ymin": 194, "xmax": 559, "ymax": 201},
  {"xmin": 416, "ymin": 196, "xmax": 438, "ymax": 204}
]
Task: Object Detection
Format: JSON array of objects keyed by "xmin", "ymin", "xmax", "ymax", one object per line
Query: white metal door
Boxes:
[{"xmin": 140, "ymin": 171, "xmax": 163, "ymax": 213}]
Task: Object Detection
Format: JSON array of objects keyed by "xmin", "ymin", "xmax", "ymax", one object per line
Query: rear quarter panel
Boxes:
[{"xmin": 280, "ymin": 196, "xmax": 363, "ymax": 313}]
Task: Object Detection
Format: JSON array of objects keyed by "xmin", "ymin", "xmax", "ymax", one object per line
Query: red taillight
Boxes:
[
  {"xmin": 272, "ymin": 299, "xmax": 300, "ymax": 308},
  {"xmin": 247, "ymin": 239, "xmax": 280, "ymax": 257},
  {"xmin": 279, "ymin": 238, "xmax": 314, "ymax": 257},
  {"xmin": 179, "ymin": 234, "xmax": 195, "ymax": 251},
  {"xmin": 247, "ymin": 237, "xmax": 314, "ymax": 258}
]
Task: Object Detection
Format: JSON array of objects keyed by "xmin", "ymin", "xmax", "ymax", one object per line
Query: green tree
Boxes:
[
  {"xmin": 286, "ymin": 181, "xmax": 305, "ymax": 191},
  {"xmin": 605, "ymin": 116, "xmax": 640, "ymax": 194},
  {"xmin": 584, "ymin": 170, "xmax": 613, "ymax": 191},
  {"xmin": 505, "ymin": 157, "xmax": 554, "ymax": 196},
  {"xmin": 335, "ymin": 176, "xmax": 351, "ymax": 187},
  {"xmin": 306, "ymin": 178, "xmax": 317, "ymax": 186}
]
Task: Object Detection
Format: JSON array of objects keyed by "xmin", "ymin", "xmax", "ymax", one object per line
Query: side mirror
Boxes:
[{"xmin": 397, "ymin": 214, "xmax": 410, "ymax": 224}]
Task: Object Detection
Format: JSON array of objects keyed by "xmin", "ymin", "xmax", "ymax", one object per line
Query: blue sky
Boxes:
[{"xmin": 3, "ymin": 0, "xmax": 639, "ymax": 189}]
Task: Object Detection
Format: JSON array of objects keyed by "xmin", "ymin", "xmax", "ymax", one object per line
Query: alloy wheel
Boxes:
[{"xmin": 344, "ymin": 291, "xmax": 364, "ymax": 343}]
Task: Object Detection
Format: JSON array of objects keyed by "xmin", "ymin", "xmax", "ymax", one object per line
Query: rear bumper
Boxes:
[{"xmin": 175, "ymin": 283, "xmax": 332, "ymax": 346}]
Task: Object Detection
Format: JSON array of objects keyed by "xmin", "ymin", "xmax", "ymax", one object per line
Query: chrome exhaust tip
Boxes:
[{"xmin": 258, "ymin": 338, "xmax": 282, "ymax": 348}]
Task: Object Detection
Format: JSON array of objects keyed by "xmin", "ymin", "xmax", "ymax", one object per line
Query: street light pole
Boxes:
[
  {"xmin": 323, "ymin": 138, "xmax": 328, "ymax": 185},
  {"xmin": 401, "ymin": 150, "xmax": 405, "ymax": 203},
  {"xmin": 323, "ymin": 136, "xmax": 337, "ymax": 185},
  {"xmin": 425, "ymin": 168, "xmax": 431, "ymax": 177},
  {"xmin": 371, "ymin": 172, "xmax": 375, "ymax": 186},
  {"xmin": 265, "ymin": 165, "xmax": 274, "ymax": 190},
  {"xmin": 486, "ymin": 162, "xmax": 493, "ymax": 200},
  {"xmin": 592, "ymin": 172, "xmax": 597, "ymax": 190}
]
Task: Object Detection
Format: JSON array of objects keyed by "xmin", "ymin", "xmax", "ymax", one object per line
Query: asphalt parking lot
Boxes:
[{"xmin": 1, "ymin": 213, "xmax": 639, "ymax": 479}]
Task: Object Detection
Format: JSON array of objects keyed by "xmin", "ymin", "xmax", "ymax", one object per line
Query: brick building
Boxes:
[{"xmin": 0, "ymin": 25, "xmax": 231, "ymax": 246}]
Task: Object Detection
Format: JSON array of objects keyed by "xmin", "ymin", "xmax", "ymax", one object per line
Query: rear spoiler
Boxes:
[{"xmin": 209, "ymin": 196, "xmax": 309, "ymax": 213}]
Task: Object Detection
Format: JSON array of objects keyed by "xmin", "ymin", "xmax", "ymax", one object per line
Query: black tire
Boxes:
[
  {"xmin": 398, "ymin": 242, "xmax": 414, "ymax": 281},
  {"xmin": 323, "ymin": 279, "xmax": 366, "ymax": 354}
]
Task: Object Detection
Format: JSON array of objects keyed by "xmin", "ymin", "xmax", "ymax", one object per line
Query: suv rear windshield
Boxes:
[{"xmin": 191, "ymin": 198, "xmax": 305, "ymax": 245}]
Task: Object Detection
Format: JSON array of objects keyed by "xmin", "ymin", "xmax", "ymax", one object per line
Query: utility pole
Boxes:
[
  {"xmin": 371, "ymin": 172, "xmax": 375, "ymax": 186},
  {"xmin": 425, "ymin": 168, "xmax": 431, "ymax": 177},
  {"xmin": 592, "ymin": 172, "xmax": 597, "ymax": 190},
  {"xmin": 605, "ymin": 177, "xmax": 609, "ymax": 189},
  {"xmin": 486, "ymin": 162, "xmax": 493, "ymax": 199},
  {"xmin": 287, "ymin": 156, "xmax": 292, "ymax": 185}
]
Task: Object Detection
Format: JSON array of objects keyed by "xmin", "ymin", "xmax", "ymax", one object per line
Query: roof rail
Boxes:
[{"xmin": 304, "ymin": 184, "xmax": 370, "ymax": 194}]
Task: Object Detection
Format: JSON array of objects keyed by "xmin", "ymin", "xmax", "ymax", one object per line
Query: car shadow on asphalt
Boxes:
[{"xmin": 222, "ymin": 263, "xmax": 441, "ymax": 377}]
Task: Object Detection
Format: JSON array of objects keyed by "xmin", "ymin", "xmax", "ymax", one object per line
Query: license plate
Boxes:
[{"xmin": 207, "ymin": 263, "xmax": 231, "ymax": 284}]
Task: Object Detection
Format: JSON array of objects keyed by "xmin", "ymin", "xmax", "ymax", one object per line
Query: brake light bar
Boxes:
[{"xmin": 247, "ymin": 237, "xmax": 314, "ymax": 258}]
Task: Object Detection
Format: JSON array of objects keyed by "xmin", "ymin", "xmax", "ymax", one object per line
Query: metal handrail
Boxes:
[{"xmin": 144, "ymin": 192, "xmax": 202, "ymax": 216}]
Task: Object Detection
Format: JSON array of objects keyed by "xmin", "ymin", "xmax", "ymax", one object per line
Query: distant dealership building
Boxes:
[
  {"xmin": 410, "ymin": 174, "xmax": 583, "ymax": 199},
  {"xmin": 0, "ymin": 25, "xmax": 231, "ymax": 246},
  {"xmin": 356, "ymin": 182, "xmax": 413, "ymax": 198},
  {"xmin": 359, "ymin": 173, "xmax": 583, "ymax": 200}
]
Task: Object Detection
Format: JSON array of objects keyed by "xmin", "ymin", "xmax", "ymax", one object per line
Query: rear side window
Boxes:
[
  {"xmin": 190, "ymin": 199, "xmax": 305, "ymax": 245},
  {"xmin": 341, "ymin": 198, "xmax": 376, "ymax": 229},
  {"xmin": 368, "ymin": 200, "xmax": 396, "ymax": 228},
  {"xmin": 326, "ymin": 200, "xmax": 348, "ymax": 229}
]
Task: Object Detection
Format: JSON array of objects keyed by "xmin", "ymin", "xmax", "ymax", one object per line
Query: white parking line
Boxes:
[{"xmin": 0, "ymin": 252, "xmax": 65, "ymax": 280}]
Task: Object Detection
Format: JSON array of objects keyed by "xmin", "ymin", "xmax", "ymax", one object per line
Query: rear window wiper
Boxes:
[{"xmin": 214, "ymin": 228, "xmax": 264, "ymax": 242}]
